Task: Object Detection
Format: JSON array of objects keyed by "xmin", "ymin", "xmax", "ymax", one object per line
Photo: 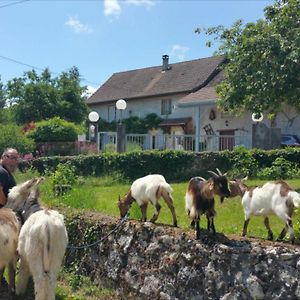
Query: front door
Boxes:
[{"xmin": 219, "ymin": 130, "xmax": 235, "ymax": 150}]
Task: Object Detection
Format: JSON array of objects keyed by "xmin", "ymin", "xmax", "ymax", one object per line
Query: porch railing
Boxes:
[{"xmin": 98, "ymin": 132, "xmax": 252, "ymax": 152}]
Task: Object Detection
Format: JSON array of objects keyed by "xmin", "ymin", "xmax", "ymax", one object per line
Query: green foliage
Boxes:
[
  {"xmin": 227, "ymin": 146, "xmax": 258, "ymax": 178},
  {"xmin": 0, "ymin": 123, "xmax": 35, "ymax": 154},
  {"xmin": 26, "ymin": 117, "xmax": 82, "ymax": 142},
  {"xmin": 197, "ymin": 0, "xmax": 300, "ymax": 116},
  {"xmin": 49, "ymin": 162, "xmax": 78, "ymax": 195},
  {"xmin": 257, "ymin": 156, "xmax": 300, "ymax": 180},
  {"xmin": 18, "ymin": 148, "xmax": 300, "ymax": 183},
  {"xmin": 98, "ymin": 113, "xmax": 162, "ymax": 134},
  {"xmin": 6, "ymin": 67, "xmax": 88, "ymax": 124}
]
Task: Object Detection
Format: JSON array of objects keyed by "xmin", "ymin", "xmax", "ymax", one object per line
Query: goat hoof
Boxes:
[
  {"xmin": 267, "ymin": 235, "xmax": 273, "ymax": 241},
  {"xmin": 173, "ymin": 222, "xmax": 177, "ymax": 227}
]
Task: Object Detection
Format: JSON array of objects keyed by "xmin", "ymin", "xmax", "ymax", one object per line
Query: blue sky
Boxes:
[{"xmin": 0, "ymin": 0, "xmax": 273, "ymax": 95}]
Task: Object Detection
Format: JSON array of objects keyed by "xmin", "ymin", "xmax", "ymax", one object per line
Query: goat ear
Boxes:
[
  {"xmin": 223, "ymin": 172, "xmax": 227, "ymax": 177},
  {"xmin": 35, "ymin": 177, "xmax": 44, "ymax": 186},
  {"xmin": 242, "ymin": 176, "xmax": 248, "ymax": 182}
]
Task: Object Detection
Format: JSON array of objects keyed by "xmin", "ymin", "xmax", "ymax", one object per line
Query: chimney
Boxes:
[{"xmin": 162, "ymin": 55, "xmax": 171, "ymax": 71}]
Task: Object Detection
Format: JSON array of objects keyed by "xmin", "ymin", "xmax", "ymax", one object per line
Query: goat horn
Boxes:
[
  {"xmin": 208, "ymin": 170, "xmax": 219, "ymax": 177},
  {"xmin": 216, "ymin": 168, "xmax": 223, "ymax": 176},
  {"xmin": 196, "ymin": 176, "xmax": 207, "ymax": 182},
  {"xmin": 118, "ymin": 195, "xmax": 121, "ymax": 202}
]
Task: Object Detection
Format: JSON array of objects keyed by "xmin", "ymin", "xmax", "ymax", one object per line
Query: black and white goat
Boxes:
[
  {"xmin": 6, "ymin": 178, "xmax": 68, "ymax": 300},
  {"xmin": 118, "ymin": 174, "xmax": 177, "ymax": 227},
  {"xmin": 185, "ymin": 170, "xmax": 231, "ymax": 239},
  {"xmin": 234, "ymin": 178, "xmax": 300, "ymax": 243}
]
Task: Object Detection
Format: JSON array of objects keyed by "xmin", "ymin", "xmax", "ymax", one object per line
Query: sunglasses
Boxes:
[{"xmin": 5, "ymin": 155, "xmax": 19, "ymax": 161}]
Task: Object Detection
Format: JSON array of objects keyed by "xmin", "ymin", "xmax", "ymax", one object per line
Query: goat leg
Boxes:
[
  {"xmin": 140, "ymin": 203, "xmax": 148, "ymax": 222},
  {"xmin": 242, "ymin": 219, "xmax": 250, "ymax": 236},
  {"xmin": 8, "ymin": 262, "xmax": 16, "ymax": 296},
  {"xmin": 196, "ymin": 218, "xmax": 201, "ymax": 239},
  {"xmin": 190, "ymin": 220, "xmax": 195, "ymax": 229},
  {"xmin": 150, "ymin": 203, "xmax": 161, "ymax": 223},
  {"xmin": 263, "ymin": 217, "xmax": 273, "ymax": 240}
]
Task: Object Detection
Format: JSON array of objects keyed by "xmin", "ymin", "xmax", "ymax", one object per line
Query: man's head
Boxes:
[{"xmin": 1, "ymin": 148, "xmax": 19, "ymax": 173}]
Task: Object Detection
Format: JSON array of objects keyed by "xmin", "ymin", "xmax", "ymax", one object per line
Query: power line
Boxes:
[
  {"xmin": 0, "ymin": 54, "xmax": 99, "ymax": 86},
  {"xmin": 0, "ymin": 0, "xmax": 30, "ymax": 9}
]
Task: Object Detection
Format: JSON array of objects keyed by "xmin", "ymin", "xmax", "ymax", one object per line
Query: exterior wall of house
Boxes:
[
  {"xmin": 89, "ymin": 98, "xmax": 300, "ymax": 142},
  {"xmin": 88, "ymin": 93, "xmax": 195, "ymax": 123}
]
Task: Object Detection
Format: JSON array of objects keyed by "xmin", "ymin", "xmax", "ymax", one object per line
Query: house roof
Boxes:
[
  {"xmin": 178, "ymin": 86, "xmax": 218, "ymax": 106},
  {"xmin": 178, "ymin": 68, "xmax": 224, "ymax": 107},
  {"xmin": 159, "ymin": 117, "xmax": 192, "ymax": 127},
  {"xmin": 87, "ymin": 55, "xmax": 226, "ymax": 105}
]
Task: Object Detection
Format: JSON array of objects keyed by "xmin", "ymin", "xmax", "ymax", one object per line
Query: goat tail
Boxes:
[
  {"xmin": 158, "ymin": 182, "xmax": 173, "ymax": 195},
  {"xmin": 289, "ymin": 191, "xmax": 300, "ymax": 208}
]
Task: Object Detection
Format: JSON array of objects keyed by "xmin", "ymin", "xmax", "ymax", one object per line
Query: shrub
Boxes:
[
  {"xmin": 26, "ymin": 117, "xmax": 82, "ymax": 142},
  {"xmin": 0, "ymin": 124, "xmax": 35, "ymax": 154},
  {"xmin": 257, "ymin": 157, "xmax": 300, "ymax": 180},
  {"xmin": 49, "ymin": 162, "xmax": 78, "ymax": 195},
  {"xmin": 227, "ymin": 146, "xmax": 258, "ymax": 178}
]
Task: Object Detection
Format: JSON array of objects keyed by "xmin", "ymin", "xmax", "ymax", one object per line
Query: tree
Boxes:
[
  {"xmin": 6, "ymin": 67, "xmax": 88, "ymax": 124},
  {"xmin": 196, "ymin": 0, "xmax": 300, "ymax": 118}
]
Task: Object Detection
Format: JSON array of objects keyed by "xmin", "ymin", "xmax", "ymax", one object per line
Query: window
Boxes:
[{"xmin": 161, "ymin": 99, "xmax": 172, "ymax": 115}]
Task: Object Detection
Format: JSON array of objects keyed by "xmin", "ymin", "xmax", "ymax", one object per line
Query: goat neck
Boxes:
[{"xmin": 17, "ymin": 189, "xmax": 42, "ymax": 224}]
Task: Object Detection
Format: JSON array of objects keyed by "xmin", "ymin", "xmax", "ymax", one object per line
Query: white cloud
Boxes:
[
  {"xmin": 170, "ymin": 44, "xmax": 190, "ymax": 61},
  {"xmin": 84, "ymin": 86, "xmax": 98, "ymax": 98},
  {"xmin": 125, "ymin": 0, "xmax": 156, "ymax": 8},
  {"xmin": 65, "ymin": 16, "xmax": 93, "ymax": 33},
  {"xmin": 104, "ymin": 0, "xmax": 121, "ymax": 17}
]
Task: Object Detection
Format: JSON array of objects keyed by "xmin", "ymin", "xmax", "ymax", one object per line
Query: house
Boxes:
[{"xmin": 87, "ymin": 55, "xmax": 300, "ymax": 151}]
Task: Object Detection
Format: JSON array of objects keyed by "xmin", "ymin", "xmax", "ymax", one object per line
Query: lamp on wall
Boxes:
[{"xmin": 252, "ymin": 112, "xmax": 264, "ymax": 123}]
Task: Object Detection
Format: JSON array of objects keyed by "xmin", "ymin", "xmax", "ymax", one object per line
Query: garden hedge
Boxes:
[{"xmin": 18, "ymin": 147, "xmax": 300, "ymax": 182}]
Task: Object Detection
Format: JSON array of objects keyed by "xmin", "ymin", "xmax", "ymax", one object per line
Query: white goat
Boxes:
[
  {"xmin": 118, "ymin": 174, "xmax": 177, "ymax": 227},
  {"xmin": 0, "ymin": 208, "xmax": 20, "ymax": 295},
  {"xmin": 6, "ymin": 178, "xmax": 68, "ymax": 300},
  {"xmin": 234, "ymin": 179, "xmax": 300, "ymax": 243}
]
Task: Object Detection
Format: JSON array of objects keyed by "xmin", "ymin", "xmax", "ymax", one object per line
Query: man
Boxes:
[{"xmin": 0, "ymin": 148, "xmax": 19, "ymax": 207}]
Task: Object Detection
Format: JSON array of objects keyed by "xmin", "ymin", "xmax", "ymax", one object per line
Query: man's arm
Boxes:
[{"xmin": 0, "ymin": 185, "xmax": 7, "ymax": 206}]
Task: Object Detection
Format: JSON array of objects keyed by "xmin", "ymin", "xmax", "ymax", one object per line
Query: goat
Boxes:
[
  {"xmin": 6, "ymin": 177, "xmax": 68, "ymax": 300},
  {"xmin": 0, "ymin": 207, "xmax": 20, "ymax": 296},
  {"xmin": 185, "ymin": 170, "xmax": 231, "ymax": 239},
  {"xmin": 234, "ymin": 179, "xmax": 300, "ymax": 244},
  {"xmin": 118, "ymin": 174, "xmax": 177, "ymax": 227}
]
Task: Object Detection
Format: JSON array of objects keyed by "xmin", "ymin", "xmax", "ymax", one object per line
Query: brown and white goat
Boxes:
[
  {"xmin": 118, "ymin": 174, "xmax": 177, "ymax": 227},
  {"xmin": 0, "ymin": 207, "xmax": 20, "ymax": 295},
  {"xmin": 6, "ymin": 177, "xmax": 68, "ymax": 300},
  {"xmin": 234, "ymin": 179, "xmax": 300, "ymax": 243},
  {"xmin": 185, "ymin": 170, "xmax": 231, "ymax": 239}
]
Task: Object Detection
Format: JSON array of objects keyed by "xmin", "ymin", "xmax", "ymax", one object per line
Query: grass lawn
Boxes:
[{"xmin": 15, "ymin": 171, "xmax": 300, "ymax": 242}]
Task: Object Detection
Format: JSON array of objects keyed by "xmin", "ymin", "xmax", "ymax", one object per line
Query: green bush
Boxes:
[
  {"xmin": 257, "ymin": 157, "xmax": 300, "ymax": 180},
  {"xmin": 227, "ymin": 146, "xmax": 258, "ymax": 178},
  {"xmin": 49, "ymin": 162, "xmax": 78, "ymax": 195},
  {"xmin": 26, "ymin": 117, "xmax": 82, "ymax": 142},
  {"xmin": 18, "ymin": 148, "xmax": 300, "ymax": 182},
  {"xmin": 0, "ymin": 124, "xmax": 35, "ymax": 154}
]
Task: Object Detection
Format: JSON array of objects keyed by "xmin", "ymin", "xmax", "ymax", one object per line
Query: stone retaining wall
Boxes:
[{"xmin": 65, "ymin": 213, "xmax": 300, "ymax": 300}]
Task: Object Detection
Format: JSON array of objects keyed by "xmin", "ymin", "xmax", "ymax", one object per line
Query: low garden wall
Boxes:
[{"xmin": 65, "ymin": 211, "xmax": 300, "ymax": 300}]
